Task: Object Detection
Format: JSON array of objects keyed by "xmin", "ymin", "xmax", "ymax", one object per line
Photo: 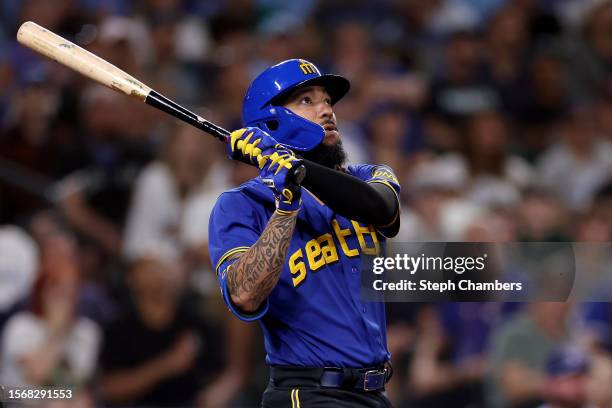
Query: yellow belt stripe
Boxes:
[
  {"xmin": 290, "ymin": 388, "xmax": 301, "ymax": 408},
  {"xmin": 215, "ymin": 246, "xmax": 250, "ymax": 275}
]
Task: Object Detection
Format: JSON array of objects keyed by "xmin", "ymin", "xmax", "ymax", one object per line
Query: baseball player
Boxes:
[{"xmin": 208, "ymin": 59, "xmax": 400, "ymax": 407}]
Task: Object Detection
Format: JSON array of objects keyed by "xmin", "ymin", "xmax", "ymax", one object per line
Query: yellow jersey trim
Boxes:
[{"xmin": 215, "ymin": 246, "xmax": 249, "ymax": 276}]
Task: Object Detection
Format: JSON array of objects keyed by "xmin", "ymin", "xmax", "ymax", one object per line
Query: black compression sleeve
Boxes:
[{"xmin": 300, "ymin": 159, "xmax": 399, "ymax": 227}]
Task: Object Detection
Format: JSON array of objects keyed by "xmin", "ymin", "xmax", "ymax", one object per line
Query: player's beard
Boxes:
[{"xmin": 302, "ymin": 140, "xmax": 347, "ymax": 170}]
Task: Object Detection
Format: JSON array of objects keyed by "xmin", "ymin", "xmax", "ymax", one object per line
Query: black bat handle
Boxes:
[
  {"xmin": 145, "ymin": 90, "xmax": 305, "ymax": 184},
  {"xmin": 145, "ymin": 90, "xmax": 229, "ymax": 140}
]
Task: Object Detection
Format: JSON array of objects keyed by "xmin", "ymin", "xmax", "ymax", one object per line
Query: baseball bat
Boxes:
[{"xmin": 16, "ymin": 21, "xmax": 305, "ymax": 183}]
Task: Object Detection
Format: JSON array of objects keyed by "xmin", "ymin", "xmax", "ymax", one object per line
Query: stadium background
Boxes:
[{"xmin": 0, "ymin": 0, "xmax": 612, "ymax": 407}]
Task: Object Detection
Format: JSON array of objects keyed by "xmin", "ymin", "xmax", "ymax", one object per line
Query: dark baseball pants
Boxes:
[{"xmin": 261, "ymin": 381, "xmax": 393, "ymax": 408}]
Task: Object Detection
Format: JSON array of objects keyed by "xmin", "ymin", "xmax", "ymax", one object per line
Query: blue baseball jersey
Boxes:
[{"xmin": 208, "ymin": 164, "xmax": 400, "ymax": 368}]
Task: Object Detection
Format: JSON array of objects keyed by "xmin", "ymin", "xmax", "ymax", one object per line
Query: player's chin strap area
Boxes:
[{"xmin": 270, "ymin": 362, "xmax": 393, "ymax": 392}]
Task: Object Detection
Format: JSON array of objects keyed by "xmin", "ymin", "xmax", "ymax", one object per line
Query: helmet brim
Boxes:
[{"xmin": 269, "ymin": 74, "xmax": 350, "ymax": 107}]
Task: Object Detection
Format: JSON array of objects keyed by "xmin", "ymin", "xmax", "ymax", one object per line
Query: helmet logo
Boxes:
[{"xmin": 298, "ymin": 60, "xmax": 317, "ymax": 75}]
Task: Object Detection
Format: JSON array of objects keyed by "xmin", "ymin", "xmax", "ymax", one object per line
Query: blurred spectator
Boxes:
[
  {"xmin": 401, "ymin": 151, "xmax": 524, "ymax": 241},
  {"xmin": 207, "ymin": 0, "xmax": 257, "ymax": 70},
  {"xmin": 56, "ymin": 86, "xmax": 153, "ymax": 257},
  {"xmin": 137, "ymin": 0, "xmax": 211, "ymax": 64},
  {"xmin": 206, "ymin": 61, "xmax": 252, "ymax": 129},
  {"xmin": 532, "ymin": 50, "xmax": 569, "ymax": 110},
  {"xmin": 514, "ymin": 0, "xmax": 563, "ymax": 44},
  {"xmin": 143, "ymin": 11, "xmax": 209, "ymax": 105},
  {"xmin": 588, "ymin": 333, "xmax": 612, "ymax": 408},
  {"xmin": 407, "ymin": 303, "xmax": 504, "ymax": 408},
  {"xmin": 571, "ymin": 212, "xmax": 612, "ymax": 334},
  {"xmin": 594, "ymin": 79, "xmax": 612, "ymax": 140},
  {"xmin": 462, "ymin": 110, "xmax": 534, "ymax": 208},
  {"xmin": 384, "ymin": 302, "xmax": 425, "ymax": 406},
  {"xmin": 396, "ymin": 154, "xmax": 484, "ymax": 242},
  {"xmin": 518, "ymin": 189, "xmax": 570, "ymax": 241},
  {"xmin": 0, "ymin": 55, "xmax": 13, "ymax": 120},
  {"xmin": 99, "ymin": 248, "xmax": 221, "ymax": 407},
  {"xmin": 567, "ymin": 0, "xmax": 612, "ymax": 103},
  {"xmin": 463, "ymin": 207, "xmax": 518, "ymax": 243},
  {"xmin": 592, "ymin": 180, "xmax": 612, "ymax": 230},
  {"xmin": 25, "ymin": 210, "xmax": 118, "ymax": 327},
  {"xmin": 537, "ymin": 108, "xmax": 612, "ymax": 212},
  {"xmin": 486, "ymin": 5, "xmax": 529, "ymax": 94},
  {"xmin": 366, "ymin": 104, "xmax": 413, "ymax": 172},
  {"xmin": 395, "ymin": 183, "xmax": 459, "ymax": 242},
  {"xmin": 486, "ymin": 302, "xmax": 575, "ymax": 408},
  {"xmin": 329, "ymin": 20, "xmax": 427, "ymax": 124},
  {"xmin": 17, "ymin": 0, "xmax": 84, "ymax": 36},
  {"xmin": 0, "ymin": 72, "xmax": 62, "ymax": 223},
  {"xmin": 574, "ymin": 212, "xmax": 612, "ymax": 243},
  {"xmin": 123, "ymin": 123, "xmax": 229, "ymax": 261},
  {"xmin": 538, "ymin": 347, "xmax": 591, "ymax": 408},
  {"xmin": 253, "ymin": 13, "xmax": 308, "ymax": 72},
  {"xmin": 196, "ymin": 315, "xmax": 259, "ymax": 408},
  {"xmin": 0, "ymin": 227, "xmax": 100, "ymax": 404},
  {"xmin": 0, "ymin": 225, "xmax": 38, "ymax": 330},
  {"xmin": 93, "ymin": 16, "xmax": 151, "ymax": 80},
  {"xmin": 426, "ymin": 29, "xmax": 499, "ymax": 151},
  {"xmin": 514, "ymin": 49, "xmax": 570, "ymax": 161},
  {"xmin": 427, "ymin": 0, "xmax": 480, "ymax": 37},
  {"xmin": 376, "ymin": 0, "xmax": 444, "ymax": 73}
]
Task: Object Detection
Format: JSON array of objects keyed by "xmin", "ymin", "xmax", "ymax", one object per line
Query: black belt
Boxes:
[{"xmin": 270, "ymin": 365, "xmax": 392, "ymax": 392}]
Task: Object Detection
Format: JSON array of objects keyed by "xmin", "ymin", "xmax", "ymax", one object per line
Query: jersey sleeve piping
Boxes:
[
  {"xmin": 215, "ymin": 246, "xmax": 250, "ymax": 276},
  {"xmin": 219, "ymin": 261, "xmax": 269, "ymax": 321}
]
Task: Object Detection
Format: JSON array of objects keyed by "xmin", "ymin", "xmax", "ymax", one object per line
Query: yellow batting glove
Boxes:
[
  {"xmin": 228, "ymin": 127, "xmax": 280, "ymax": 167},
  {"xmin": 260, "ymin": 148, "xmax": 303, "ymax": 213}
]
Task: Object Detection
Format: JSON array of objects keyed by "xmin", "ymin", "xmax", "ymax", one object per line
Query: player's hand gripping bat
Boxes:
[{"xmin": 16, "ymin": 21, "xmax": 305, "ymax": 184}]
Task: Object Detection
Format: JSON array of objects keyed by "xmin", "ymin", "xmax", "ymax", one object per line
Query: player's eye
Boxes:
[
  {"xmin": 324, "ymin": 98, "xmax": 332, "ymax": 105},
  {"xmin": 300, "ymin": 96, "xmax": 312, "ymax": 104}
]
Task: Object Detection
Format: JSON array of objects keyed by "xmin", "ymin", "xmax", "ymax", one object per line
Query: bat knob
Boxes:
[{"xmin": 291, "ymin": 164, "xmax": 306, "ymax": 185}]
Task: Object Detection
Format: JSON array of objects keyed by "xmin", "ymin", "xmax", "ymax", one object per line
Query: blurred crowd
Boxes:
[{"xmin": 0, "ymin": 0, "xmax": 612, "ymax": 407}]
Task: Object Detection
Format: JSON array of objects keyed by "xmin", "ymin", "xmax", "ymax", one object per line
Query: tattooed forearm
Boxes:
[{"xmin": 226, "ymin": 210, "xmax": 298, "ymax": 312}]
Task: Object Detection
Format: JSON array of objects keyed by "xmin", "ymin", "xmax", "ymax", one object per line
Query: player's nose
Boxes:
[{"xmin": 317, "ymin": 101, "xmax": 333, "ymax": 119}]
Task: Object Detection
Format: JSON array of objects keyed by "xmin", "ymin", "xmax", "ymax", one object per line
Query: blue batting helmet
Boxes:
[{"xmin": 242, "ymin": 59, "xmax": 350, "ymax": 151}]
